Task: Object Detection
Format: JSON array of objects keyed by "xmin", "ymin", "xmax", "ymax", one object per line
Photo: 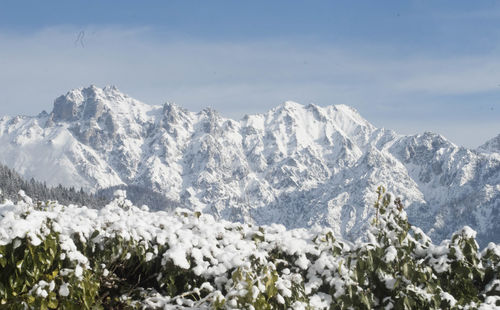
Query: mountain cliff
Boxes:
[{"xmin": 1, "ymin": 85, "xmax": 498, "ymax": 245}]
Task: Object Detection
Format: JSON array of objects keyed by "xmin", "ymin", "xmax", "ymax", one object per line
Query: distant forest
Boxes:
[
  {"xmin": 97, "ymin": 185, "xmax": 182, "ymax": 211},
  {"xmin": 0, "ymin": 163, "xmax": 108, "ymax": 207},
  {"xmin": 0, "ymin": 163, "xmax": 179, "ymax": 211}
]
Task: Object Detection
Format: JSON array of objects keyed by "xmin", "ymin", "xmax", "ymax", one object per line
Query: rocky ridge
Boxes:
[{"xmin": 0, "ymin": 85, "xmax": 498, "ymax": 245}]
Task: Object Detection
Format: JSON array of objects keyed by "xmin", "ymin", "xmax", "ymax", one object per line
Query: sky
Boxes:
[{"xmin": 1, "ymin": 1, "xmax": 500, "ymax": 148}]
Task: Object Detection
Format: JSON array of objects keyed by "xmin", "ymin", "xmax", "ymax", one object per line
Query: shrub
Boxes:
[{"xmin": 0, "ymin": 188, "xmax": 498, "ymax": 309}]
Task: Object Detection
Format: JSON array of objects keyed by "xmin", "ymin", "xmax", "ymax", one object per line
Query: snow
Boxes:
[
  {"xmin": 0, "ymin": 85, "xmax": 498, "ymax": 248},
  {"xmin": 36, "ymin": 287, "xmax": 48, "ymax": 298},
  {"xmin": 164, "ymin": 246, "xmax": 190, "ymax": 269},
  {"xmin": 478, "ymin": 133, "xmax": 500, "ymax": 154},
  {"xmin": 145, "ymin": 252, "xmax": 154, "ymax": 262},
  {"xmin": 0, "ymin": 191, "xmax": 498, "ymax": 309},
  {"xmin": 59, "ymin": 283, "xmax": 70, "ymax": 297},
  {"xmin": 440, "ymin": 291, "xmax": 457, "ymax": 307},
  {"xmin": 74, "ymin": 265, "xmax": 83, "ymax": 278},
  {"xmin": 479, "ymin": 296, "xmax": 500, "ymax": 310},
  {"xmin": 383, "ymin": 246, "xmax": 397, "ymax": 263},
  {"xmin": 459, "ymin": 226, "xmax": 477, "ymax": 239},
  {"xmin": 308, "ymin": 293, "xmax": 332, "ymax": 309},
  {"xmin": 49, "ymin": 281, "xmax": 55, "ymax": 292},
  {"xmin": 384, "ymin": 278, "xmax": 396, "ymax": 290}
]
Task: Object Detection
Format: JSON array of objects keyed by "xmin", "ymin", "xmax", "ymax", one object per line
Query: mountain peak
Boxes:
[
  {"xmin": 103, "ymin": 85, "xmax": 119, "ymax": 92},
  {"xmin": 281, "ymin": 100, "xmax": 303, "ymax": 110},
  {"xmin": 72, "ymin": 84, "xmax": 123, "ymax": 101},
  {"xmin": 50, "ymin": 85, "xmax": 149, "ymax": 122}
]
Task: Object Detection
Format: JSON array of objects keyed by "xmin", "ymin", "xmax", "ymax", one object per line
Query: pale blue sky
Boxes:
[{"xmin": 0, "ymin": 1, "xmax": 499, "ymax": 147}]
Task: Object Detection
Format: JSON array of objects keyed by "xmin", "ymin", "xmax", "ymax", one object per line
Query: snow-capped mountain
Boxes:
[{"xmin": 1, "ymin": 85, "xmax": 499, "ymax": 245}]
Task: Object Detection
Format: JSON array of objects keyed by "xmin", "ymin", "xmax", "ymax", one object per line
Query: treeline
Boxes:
[
  {"xmin": 0, "ymin": 163, "xmax": 108, "ymax": 208},
  {"xmin": 97, "ymin": 184, "xmax": 182, "ymax": 211},
  {"xmin": 0, "ymin": 163, "xmax": 180, "ymax": 211}
]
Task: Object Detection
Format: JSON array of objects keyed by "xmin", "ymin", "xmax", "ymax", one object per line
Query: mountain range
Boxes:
[{"xmin": 1, "ymin": 85, "xmax": 498, "ymax": 245}]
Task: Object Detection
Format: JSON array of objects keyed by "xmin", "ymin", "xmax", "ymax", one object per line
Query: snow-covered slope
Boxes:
[
  {"xmin": 1, "ymin": 85, "xmax": 499, "ymax": 245},
  {"xmin": 478, "ymin": 133, "xmax": 500, "ymax": 154}
]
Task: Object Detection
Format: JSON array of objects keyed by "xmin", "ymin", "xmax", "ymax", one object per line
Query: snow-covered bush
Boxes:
[
  {"xmin": 0, "ymin": 206, "xmax": 99, "ymax": 309},
  {"xmin": 0, "ymin": 188, "xmax": 499, "ymax": 309}
]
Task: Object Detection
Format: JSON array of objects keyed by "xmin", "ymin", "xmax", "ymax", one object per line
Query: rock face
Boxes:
[{"xmin": 0, "ymin": 85, "xmax": 499, "ymax": 245}]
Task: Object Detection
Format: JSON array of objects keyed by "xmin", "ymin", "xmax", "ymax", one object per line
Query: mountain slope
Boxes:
[
  {"xmin": 478, "ymin": 133, "xmax": 500, "ymax": 154},
  {"xmin": 1, "ymin": 85, "xmax": 498, "ymax": 245}
]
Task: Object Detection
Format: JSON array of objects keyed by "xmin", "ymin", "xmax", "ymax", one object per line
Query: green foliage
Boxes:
[
  {"xmin": 0, "ymin": 223, "xmax": 99, "ymax": 309},
  {"xmin": 1, "ymin": 187, "xmax": 499, "ymax": 309}
]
